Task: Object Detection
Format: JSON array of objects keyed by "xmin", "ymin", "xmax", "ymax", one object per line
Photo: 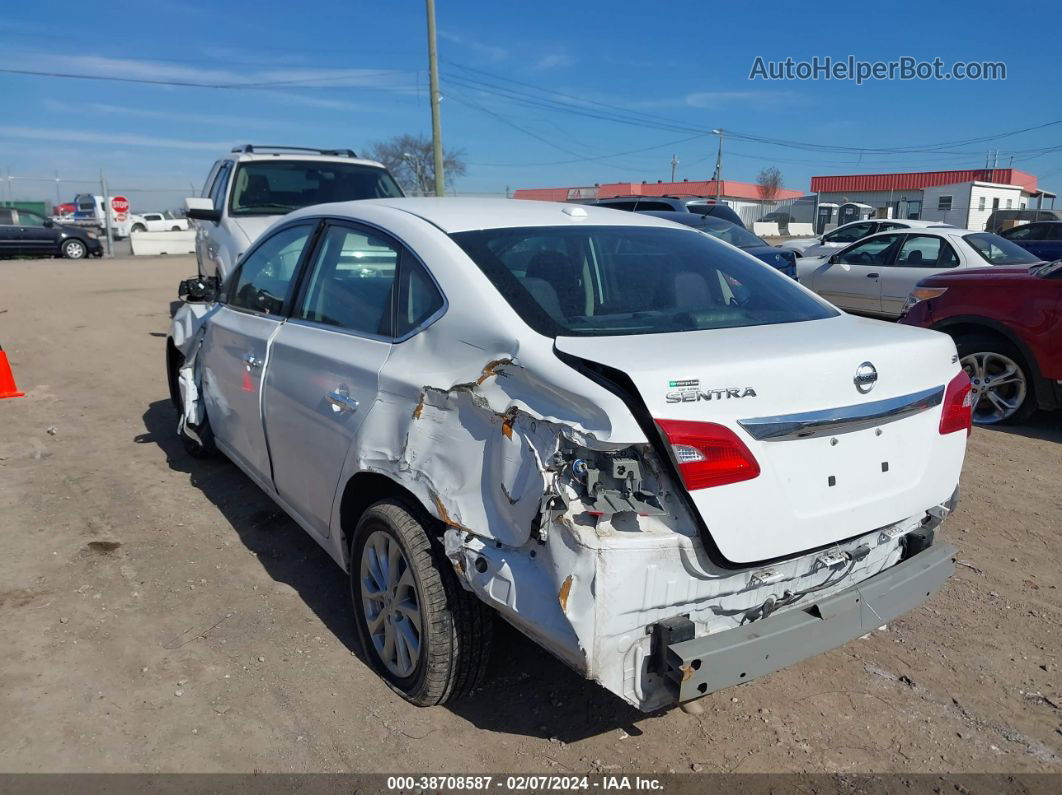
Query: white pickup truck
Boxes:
[{"xmin": 131, "ymin": 212, "xmax": 190, "ymax": 233}]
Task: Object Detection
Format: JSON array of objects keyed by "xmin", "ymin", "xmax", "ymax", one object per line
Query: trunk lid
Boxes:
[{"xmin": 555, "ymin": 314, "xmax": 966, "ymax": 563}]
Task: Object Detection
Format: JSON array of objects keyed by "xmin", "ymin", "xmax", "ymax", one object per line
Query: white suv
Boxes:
[
  {"xmin": 184, "ymin": 145, "xmax": 403, "ymax": 281},
  {"xmin": 169, "ymin": 199, "xmax": 969, "ymax": 711}
]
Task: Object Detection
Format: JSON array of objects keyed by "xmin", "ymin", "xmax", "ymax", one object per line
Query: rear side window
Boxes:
[
  {"xmin": 227, "ymin": 224, "xmax": 313, "ymax": 315},
  {"xmin": 395, "ymin": 256, "xmax": 444, "ymax": 338},
  {"xmin": 634, "ymin": 201, "xmax": 677, "ymax": 211},
  {"xmin": 451, "ymin": 225, "xmax": 836, "ymax": 338},
  {"xmin": 293, "ymin": 224, "xmax": 399, "ymax": 337},
  {"xmin": 893, "ymin": 235, "xmax": 959, "ymax": 268},
  {"xmin": 964, "ymin": 233, "xmax": 1042, "ymax": 266}
]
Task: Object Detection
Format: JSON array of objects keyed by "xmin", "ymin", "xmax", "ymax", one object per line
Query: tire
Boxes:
[
  {"xmin": 170, "ymin": 226, "xmax": 181, "ymax": 231},
  {"xmin": 131, "ymin": 224, "xmax": 146, "ymax": 233},
  {"xmin": 350, "ymin": 499, "xmax": 492, "ymax": 706},
  {"xmin": 955, "ymin": 334, "xmax": 1036, "ymax": 425},
  {"xmin": 61, "ymin": 239, "xmax": 87, "ymax": 259},
  {"xmin": 168, "ymin": 346, "xmax": 216, "ymax": 457}
]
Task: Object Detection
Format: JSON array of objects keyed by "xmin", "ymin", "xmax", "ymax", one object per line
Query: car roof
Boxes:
[
  {"xmin": 288, "ymin": 197, "xmax": 691, "ymax": 233},
  {"xmin": 225, "ymin": 152, "xmax": 388, "ymax": 169},
  {"xmin": 857, "ymin": 227, "xmax": 969, "ymax": 241}
]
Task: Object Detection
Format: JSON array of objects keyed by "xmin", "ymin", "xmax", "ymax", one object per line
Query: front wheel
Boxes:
[
  {"xmin": 61, "ymin": 239, "xmax": 87, "ymax": 259},
  {"xmin": 956, "ymin": 335, "xmax": 1035, "ymax": 425},
  {"xmin": 131, "ymin": 224, "xmax": 146, "ymax": 233},
  {"xmin": 350, "ymin": 499, "xmax": 492, "ymax": 706}
]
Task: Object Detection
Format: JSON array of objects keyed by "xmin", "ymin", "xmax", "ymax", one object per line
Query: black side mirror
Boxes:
[
  {"xmin": 44, "ymin": 219, "xmax": 54, "ymax": 227},
  {"xmin": 186, "ymin": 207, "xmax": 222, "ymax": 223},
  {"xmin": 178, "ymin": 275, "xmax": 219, "ymax": 302}
]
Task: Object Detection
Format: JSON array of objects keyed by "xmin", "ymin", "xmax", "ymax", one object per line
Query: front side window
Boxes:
[
  {"xmin": 450, "ymin": 225, "xmax": 836, "ymax": 338},
  {"xmin": 17, "ymin": 210, "xmax": 47, "ymax": 227},
  {"xmin": 210, "ymin": 163, "xmax": 231, "ymax": 212},
  {"xmin": 893, "ymin": 235, "xmax": 959, "ymax": 268},
  {"xmin": 227, "ymin": 224, "xmax": 313, "ymax": 315},
  {"xmin": 964, "ymin": 233, "xmax": 1042, "ymax": 266},
  {"xmin": 836, "ymin": 234, "xmax": 900, "ymax": 265},
  {"xmin": 825, "ymin": 222, "xmax": 873, "ymax": 244},
  {"xmin": 294, "ymin": 225, "xmax": 399, "ymax": 337},
  {"xmin": 228, "ymin": 161, "xmax": 402, "ymax": 217}
]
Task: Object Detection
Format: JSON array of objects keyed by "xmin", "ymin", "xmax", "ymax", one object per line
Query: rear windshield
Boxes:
[
  {"xmin": 963, "ymin": 233, "xmax": 1042, "ymax": 265},
  {"xmin": 229, "ymin": 161, "xmax": 403, "ymax": 216},
  {"xmin": 451, "ymin": 225, "xmax": 836, "ymax": 337}
]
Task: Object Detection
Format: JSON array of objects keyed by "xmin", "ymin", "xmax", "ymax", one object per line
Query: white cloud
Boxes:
[
  {"xmin": 532, "ymin": 53, "xmax": 575, "ymax": 71},
  {"xmin": 0, "ymin": 126, "xmax": 233, "ymax": 152},
  {"xmin": 438, "ymin": 30, "xmax": 508, "ymax": 62},
  {"xmin": 684, "ymin": 90, "xmax": 799, "ymax": 108}
]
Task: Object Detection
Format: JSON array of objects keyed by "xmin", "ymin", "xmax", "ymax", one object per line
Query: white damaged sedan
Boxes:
[{"xmin": 167, "ymin": 198, "xmax": 971, "ymax": 711}]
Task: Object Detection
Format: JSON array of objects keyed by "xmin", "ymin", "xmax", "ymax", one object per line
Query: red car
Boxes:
[{"xmin": 899, "ymin": 261, "xmax": 1062, "ymax": 424}]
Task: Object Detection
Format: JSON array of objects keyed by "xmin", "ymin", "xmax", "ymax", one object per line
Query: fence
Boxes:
[{"xmin": 2, "ymin": 172, "xmax": 197, "ymax": 215}]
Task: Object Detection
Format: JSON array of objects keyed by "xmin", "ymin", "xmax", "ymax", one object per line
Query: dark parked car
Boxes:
[
  {"xmin": 899, "ymin": 260, "xmax": 1062, "ymax": 424},
  {"xmin": 0, "ymin": 208, "xmax": 103, "ymax": 259},
  {"xmin": 586, "ymin": 196, "xmax": 745, "ymax": 227},
  {"xmin": 998, "ymin": 220, "xmax": 1062, "ymax": 262},
  {"xmin": 640, "ymin": 211, "xmax": 797, "ymax": 277},
  {"xmin": 985, "ymin": 208, "xmax": 1062, "ymax": 234}
]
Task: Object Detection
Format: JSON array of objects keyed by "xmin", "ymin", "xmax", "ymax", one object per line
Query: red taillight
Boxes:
[
  {"xmin": 657, "ymin": 419, "xmax": 760, "ymax": 490},
  {"xmin": 939, "ymin": 370, "xmax": 974, "ymax": 435}
]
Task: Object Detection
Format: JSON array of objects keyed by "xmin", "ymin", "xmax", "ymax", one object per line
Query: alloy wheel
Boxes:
[
  {"xmin": 359, "ymin": 530, "xmax": 423, "ymax": 678},
  {"xmin": 64, "ymin": 240, "xmax": 86, "ymax": 259},
  {"xmin": 961, "ymin": 351, "xmax": 1027, "ymax": 424}
]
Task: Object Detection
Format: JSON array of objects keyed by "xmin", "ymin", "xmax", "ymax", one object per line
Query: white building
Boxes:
[{"xmin": 810, "ymin": 168, "xmax": 1055, "ymax": 230}]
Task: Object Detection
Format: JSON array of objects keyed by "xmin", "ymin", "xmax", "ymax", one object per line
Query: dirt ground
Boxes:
[{"xmin": 0, "ymin": 254, "xmax": 1058, "ymax": 774}]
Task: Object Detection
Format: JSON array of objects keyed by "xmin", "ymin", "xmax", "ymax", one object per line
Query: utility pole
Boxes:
[
  {"xmin": 670, "ymin": 154, "xmax": 679, "ymax": 183},
  {"xmin": 100, "ymin": 171, "xmax": 113, "ymax": 258},
  {"xmin": 54, "ymin": 170, "xmax": 61, "ymax": 207},
  {"xmin": 711, "ymin": 129, "xmax": 724, "ymax": 202},
  {"xmin": 425, "ymin": 0, "xmax": 445, "ymax": 197}
]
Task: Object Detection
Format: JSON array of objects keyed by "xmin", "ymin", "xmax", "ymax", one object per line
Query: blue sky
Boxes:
[{"xmin": 2, "ymin": 0, "xmax": 1061, "ymax": 211}]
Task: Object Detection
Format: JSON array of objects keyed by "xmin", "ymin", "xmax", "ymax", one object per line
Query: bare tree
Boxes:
[
  {"xmin": 756, "ymin": 167, "xmax": 784, "ymax": 201},
  {"xmin": 365, "ymin": 134, "xmax": 467, "ymax": 195}
]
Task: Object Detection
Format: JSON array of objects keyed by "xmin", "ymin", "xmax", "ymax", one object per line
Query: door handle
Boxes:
[
  {"xmin": 327, "ymin": 388, "xmax": 359, "ymax": 414},
  {"xmin": 866, "ymin": 272, "xmax": 880, "ymax": 278},
  {"xmin": 243, "ymin": 353, "xmax": 262, "ymax": 369}
]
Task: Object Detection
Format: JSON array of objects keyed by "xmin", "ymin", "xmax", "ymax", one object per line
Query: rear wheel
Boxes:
[
  {"xmin": 61, "ymin": 239, "xmax": 87, "ymax": 259},
  {"xmin": 956, "ymin": 334, "xmax": 1035, "ymax": 425},
  {"xmin": 131, "ymin": 224, "xmax": 146, "ymax": 233},
  {"xmin": 350, "ymin": 499, "xmax": 492, "ymax": 706}
]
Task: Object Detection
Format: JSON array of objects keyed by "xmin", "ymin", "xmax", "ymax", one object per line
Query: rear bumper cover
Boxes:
[{"xmin": 663, "ymin": 541, "xmax": 956, "ymax": 702}]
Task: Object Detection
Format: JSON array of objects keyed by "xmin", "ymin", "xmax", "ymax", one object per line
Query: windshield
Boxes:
[
  {"xmin": 228, "ymin": 161, "xmax": 403, "ymax": 216},
  {"xmin": 451, "ymin": 225, "xmax": 836, "ymax": 338},
  {"xmin": 696, "ymin": 219, "xmax": 766, "ymax": 249},
  {"xmin": 963, "ymin": 233, "xmax": 1042, "ymax": 265}
]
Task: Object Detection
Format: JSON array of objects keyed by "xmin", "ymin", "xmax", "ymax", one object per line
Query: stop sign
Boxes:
[{"xmin": 111, "ymin": 195, "xmax": 129, "ymax": 221}]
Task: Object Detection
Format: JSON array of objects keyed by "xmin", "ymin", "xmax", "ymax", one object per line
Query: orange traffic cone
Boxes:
[{"xmin": 0, "ymin": 344, "xmax": 25, "ymax": 399}]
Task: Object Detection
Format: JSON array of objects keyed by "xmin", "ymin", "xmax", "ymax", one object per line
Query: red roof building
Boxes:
[
  {"xmin": 513, "ymin": 180, "xmax": 804, "ymax": 202},
  {"xmin": 810, "ymin": 168, "xmax": 1038, "ymax": 194}
]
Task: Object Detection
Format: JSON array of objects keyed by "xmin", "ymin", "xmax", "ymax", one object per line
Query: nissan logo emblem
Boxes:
[{"xmin": 854, "ymin": 362, "xmax": 878, "ymax": 394}]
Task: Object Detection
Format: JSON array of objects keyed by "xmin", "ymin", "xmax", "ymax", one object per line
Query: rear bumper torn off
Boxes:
[{"xmin": 662, "ymin": 542, "xmax": 956, "ymax": 702}]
